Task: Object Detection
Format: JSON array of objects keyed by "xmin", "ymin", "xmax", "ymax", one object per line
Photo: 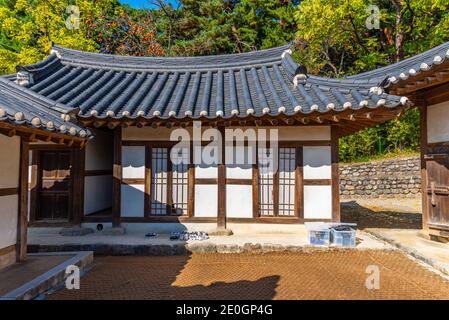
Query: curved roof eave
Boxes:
[{"xmin": 7, "ymin": 44, "xmax": 411, "ymax": 121}]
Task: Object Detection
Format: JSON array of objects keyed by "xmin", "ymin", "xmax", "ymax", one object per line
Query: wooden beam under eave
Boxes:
[
  {"xmin": 299, "ymin": 117, "xmax": 310, "ymax": 125},
  {"xmin": 151, "ymin": 121, "xmax": 160, "ymax": 128},
  {"xmin": 284, "ymin": 118, "xmax": 295, "ymax": 125},
  {"xmin": 7, "ymin": 129, "xmax": 16, "ymax": 137},
  {"xmin": 93, "ymin": 121, "xmax": 105, "ymax": 128},
  {"xmin": 107, "ymin": 121, "xmax": 119, "ymax": 129},
  {"xmin": 254, "ymin": 119, "xmax": 263, "ymax": 126}
]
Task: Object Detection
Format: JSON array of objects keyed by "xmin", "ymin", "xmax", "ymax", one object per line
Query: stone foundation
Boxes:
[{"xmin": 340, "ymin": 157, "xmax": 421, "ymax": 198}]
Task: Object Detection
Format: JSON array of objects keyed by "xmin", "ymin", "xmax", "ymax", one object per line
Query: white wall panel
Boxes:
[
  {"xmin": 226, "ymin": 185, "xmax": 252, "ymax": 218},
  {"xmin": 226, "ymin": 164, "xmax": 252, "ymax": 179},
  {"xmin": 0, "ymin": 135, "xmax": 20, "ymax": 189},
  {"xmin": 303, "ymin": 146, "xmax": 331, "ymax": 180},
  {"xmin": 85, "ymin": 129, "xmax": 113, "ymax": 170},
  {"xmin": 122, "ymin": 146, "xmax": 145, "ymax": 179},
  {"xmin": 304, "ymin": 186, "xmax": 332, "ymax": 219},
  {"xmin": 0, "ymin": 195, "xmax": 18, "ymax": 249},
  {"xmin": 427, "ymin": 101, "xmax": 449, "ymax": 144},
  {"xmin": 121, "ymin": 184, "xmax": 144, "ymax": 217},
  {"xmin": 84, "ymin": 176, "xmax": 113, "ymax": 215},
  {"xmin": 194, "ymin": 185, "xmax": 217, "ymax": 217}
]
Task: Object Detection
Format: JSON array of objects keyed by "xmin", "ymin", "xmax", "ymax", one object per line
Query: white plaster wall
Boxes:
[
  {"xmin": 84, "ymin": 176, "xmax": 113, "ymax": 215},
  {"xmin": 303, "ymin": 146, "xmax": 332, "ymax": 180},
  {"xmin": 195, "ymin": 147, "xmax": 218, "ymax": 178},
  {"xmin": 85, "ymin": 129, "xmax": 113, "ymax": 170},
  {"xmin": 226, "ymin": 146, "xmax": 253, "ymax": 179},
  {"xmin": 226, "ymin": 164, "xmax": 252, "ymax": 179},
  {"xmin": 0, "ymin": 195, "xmax": 18, "ymax": 249},
  {"xmin": 303, "ymin": 185, "xmax": 332, "ymax": 219},
  {"xmin": 121, "ymin": 184, "xmax": 144, "ymax": 217},
  {"xmin": 122, "ymin": 146, "xmax": 145, "ymax": 179},
  {"xmin": 0, "ymin": 135, "xmax": 20, "ymax": 189},
  {"xmin": 427, "ymin": 101, "xmax": 449, "ymax": 144},
  {"xmin": 226, "ymin": 185, "xmax": 252, "ymax": 218},
  {"xmin": 194, "ymin": 185, "xmax": 217, "ymax": 217}
]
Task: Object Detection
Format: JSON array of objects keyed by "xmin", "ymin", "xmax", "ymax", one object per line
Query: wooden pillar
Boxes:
[
  {"xmin": 331, "ymin": 125, "xmax": 341, "ymax": 222},
  {"xmin": 71, "ymin": 147, "xmax": 85, "ymax": 226},
  {"xmin": 295, "ymin": 146, "xmax": 304, "ymax": 221},
  {"xmin": 16, "ymin": 138, "xmax": 29, "ymax": 262},
  {"xmin": 187, "ymin": 140, "xmax": 195, "ymax": 217},
  {"xmin": 112, "ymin": 127, "xmax": 122, "ymax": 227},
  {"xmin": 420, "ymin": 104, "xmax": 429, "ymax": 232},
  {"xmin": 217, "ymin": 126, "xmax": 227, "ymax": 229}
]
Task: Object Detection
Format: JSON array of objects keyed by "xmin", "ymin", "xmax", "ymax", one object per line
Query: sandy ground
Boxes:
[
  {"xmin": 49, "ymin": 251, "xmax": 449, "ymax": 300},
  {"xmin": 341, "ymin": 198, "xmax": 422, "ymax": 229}
]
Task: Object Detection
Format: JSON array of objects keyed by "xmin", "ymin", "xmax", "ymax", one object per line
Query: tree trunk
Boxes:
[{"xmin": 391, "ymin": 0, "xmax": 404, "ymax": 62}]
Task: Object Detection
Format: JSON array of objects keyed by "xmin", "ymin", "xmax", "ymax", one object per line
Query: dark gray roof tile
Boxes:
[
  {"xmin": 0, "ymin": 78, "xmax": 91, "ymax": 138},
  {"xmin": 7, "ymin": 44, "xmax": 410, "ymax": 121}
]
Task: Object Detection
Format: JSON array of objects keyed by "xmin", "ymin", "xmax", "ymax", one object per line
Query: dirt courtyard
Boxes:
[{"xmin": 49, "ymin": 250, "xmax": 449, "ymax": 300}]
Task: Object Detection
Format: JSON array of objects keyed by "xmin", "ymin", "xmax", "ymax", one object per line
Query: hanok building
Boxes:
[
  {"xmin": 0, "ymin": 77, "xmax": 89, "ymax": 269},
  {"xmin": 347, "ymin": 41, "xmax": 449, "ymax": 241},
  {"xmin": 0, "ymin": 44, "xmax": 411, "ymax": 235}
]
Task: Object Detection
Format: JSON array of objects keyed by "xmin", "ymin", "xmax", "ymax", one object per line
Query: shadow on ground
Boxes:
[
  {"xmin": 341, "ymin": 201, "xmax": 422, "ymax": 229},
  {"xmin": 48, "ymin": 221, "xmax": 280, "ymax": 300}
]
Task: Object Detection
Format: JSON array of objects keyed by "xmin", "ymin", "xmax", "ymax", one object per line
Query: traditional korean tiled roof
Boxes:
[
  {"xmin": 0, "ymin": 77, "xmax": 91, "ymax": 138},
  {"xmin": 346, "ymin": 41, "xmax": 449, "ymax": 88},
  {"xmin": 9, "ymin": 44, "xmax": 410, "ymax": 121}
]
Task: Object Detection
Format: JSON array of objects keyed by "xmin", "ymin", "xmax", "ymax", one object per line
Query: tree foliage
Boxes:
[
  {"xmin": 1, "ymin": 0, "xmax": 447, "ymax": 162},
  {"xmin": 152, "ymin": 0, "xmax": 299, "ymax": 56},
  {"xmin": 85, "ymin": 8, "xmax": 164, "ymax": 56},
  {"xmin": 294, "ymin": 0, "xmax": 449, "ymax": 162}
]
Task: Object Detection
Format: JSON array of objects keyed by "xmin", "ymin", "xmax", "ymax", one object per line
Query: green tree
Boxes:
[
  {"xmin": 0, "ymin": 0, "xmax": 119, "ymax": 75},
  {"xmin": 84, "ymin": 7, "xmax": 164, "ymax": 56},
  {"xmin": 294, "ymin": 0, "xmax": 449, "ymax": 162},
  {"xmin": 153, "ymin": 0, "xmax": 299, "ymax": 56}
]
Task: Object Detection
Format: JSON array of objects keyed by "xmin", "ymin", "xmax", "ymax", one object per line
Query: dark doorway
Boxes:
[{"xmin": 35, "ymin": 150, "xmax": 72, "ymax": 221}]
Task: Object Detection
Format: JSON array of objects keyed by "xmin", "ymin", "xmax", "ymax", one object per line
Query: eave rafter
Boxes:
[
  {"xmin": 77, "ymin": 104, "xmax": 409, "ymax": 138},
  {"xmin": 0, "ymin": 122, "xmax": 86, "ymax": 148},
  {"xmin": 390, "ymin": 62, "xmax": 449, "ymax": 96}
]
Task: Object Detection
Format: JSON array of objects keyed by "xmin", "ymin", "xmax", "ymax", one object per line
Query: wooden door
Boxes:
[
  {"xmin": 258, "ymin": 146, "xmax": 299, "ymax": 217},
  {"xmin": 425, "ymin": 151, "xmax": 449, "ymax": 230},
  {"xmin": 36, "ymin": 151, "xmax": 72, "ymax": 221},
  {"xmin": 149, "ymin": 146, "xmax": 189, "ymax": 216}
]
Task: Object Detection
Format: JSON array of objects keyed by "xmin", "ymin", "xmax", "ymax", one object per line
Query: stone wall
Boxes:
[{"xmin": 339, "ymin": 157, "xmax": 421, "ymax": 198}]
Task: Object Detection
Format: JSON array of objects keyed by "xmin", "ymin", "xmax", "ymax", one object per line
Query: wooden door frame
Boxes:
[{"xmin": 29, "ymin": 144, "xmax": 85, "ymax": 225}]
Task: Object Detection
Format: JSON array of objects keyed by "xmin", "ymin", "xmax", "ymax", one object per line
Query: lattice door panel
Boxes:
[
  {"xmin": 171, "ymin": 148, "xmax": 189, "ymax": 215},
  {"xmin": 150, "ymin": 147, "xmax": 169, "ymax": 215},
  {"xmin": 278, "ymin": 147, "xmax": 296, "ymax": 216},
  {"xmin": 258, "ymin": 147, "xmax": 297, "ymax": 217}
]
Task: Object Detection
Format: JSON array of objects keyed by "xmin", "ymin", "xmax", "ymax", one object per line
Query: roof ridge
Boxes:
[{"xmin": 51, "ymin": 44, "xmax": 292, "ymax": 71}]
